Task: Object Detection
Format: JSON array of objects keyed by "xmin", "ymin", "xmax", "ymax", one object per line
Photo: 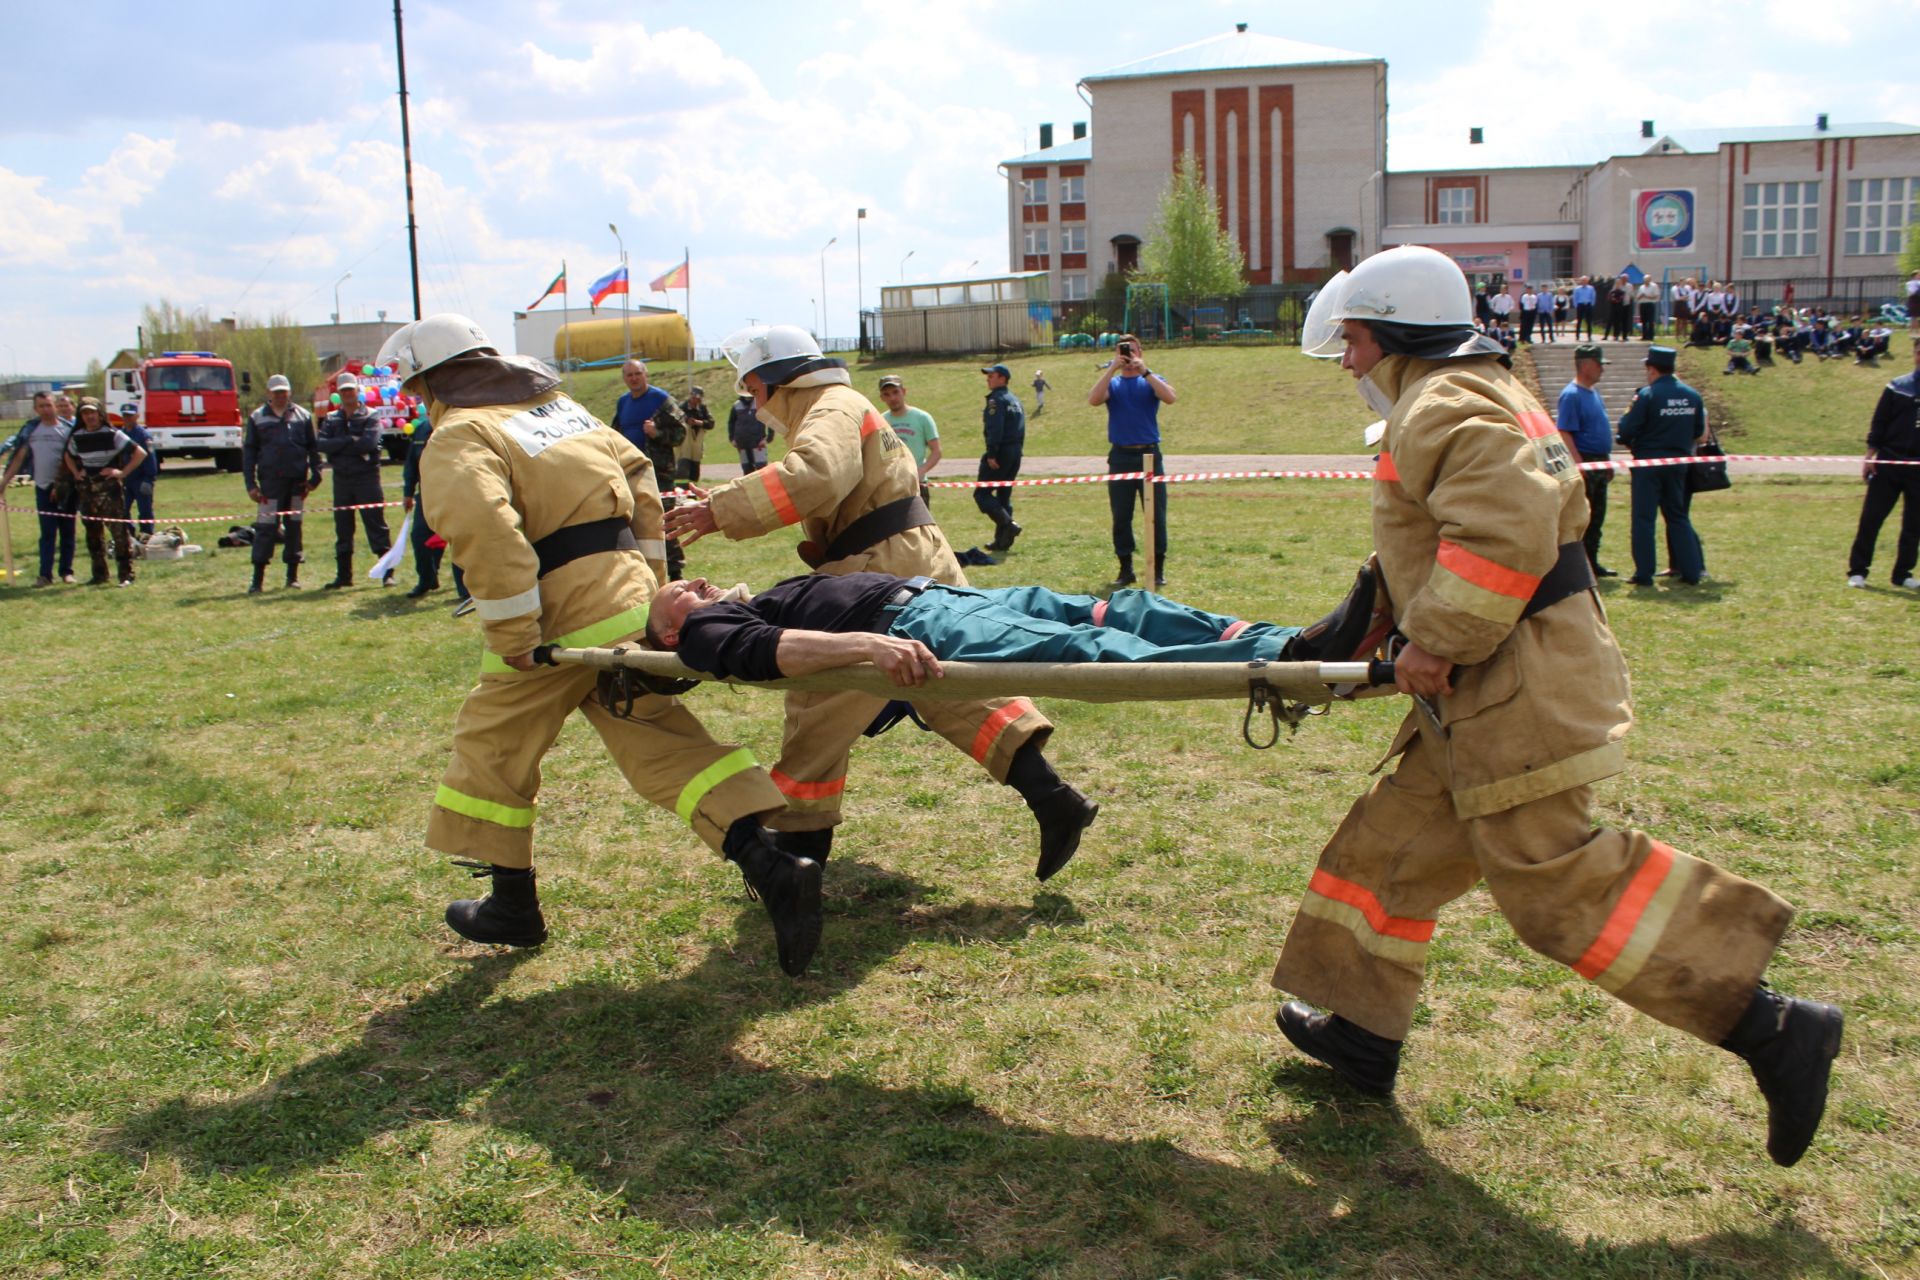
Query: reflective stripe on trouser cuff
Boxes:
[
  {"xmin": 1572, "ymin": 841, "xmax": 1693, "ymax": 992},
  {"xmin": 479, "ymin": 603, "xmax": 652, "ymax": 673},
  {"xmin": 770, "ymin": 768, "xmax": 846, "ymax": 813},
  {"xmin": 1296, "ymin": 870, "xmax": 1435, "ymax": 966},
  {"xmin": 434, "ymin": 783, "xmax": 535, "ymax": 829},
  {"xmin": 676, "ymin": 747, "xmax": 762, "ymax": 825},
  {"xmin": 970, "ymin": 698, "xmax": 1038, "ymax": 764}
]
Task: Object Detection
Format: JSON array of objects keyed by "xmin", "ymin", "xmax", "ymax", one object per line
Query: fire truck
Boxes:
[{"xmin": 104, "ymin": 351, "xmax": 245, "ymax": 471}]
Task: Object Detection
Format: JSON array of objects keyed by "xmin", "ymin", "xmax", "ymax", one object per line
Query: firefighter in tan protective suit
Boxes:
[
  {"xmin": 375, "ymin": 315, "xmax": 823, "ymax": 975},
  {"xmin": 664, "ymin": 325, "xmax": 1097, "ymax": 880},
  {"xmin": 1273, "ymin": 248, "xmax": 1842, "ymax": 1168}
]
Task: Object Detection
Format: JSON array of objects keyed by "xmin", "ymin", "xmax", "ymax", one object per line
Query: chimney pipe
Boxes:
[
  {"xmin": 1816, "ymin": 113, "xmax": 1829, "ymax": 132},
  {"xmin": 1073, "ymin": 121, "xmax": 1087, "ymax": 140},
  {"xmin": 1469, "ymin": 127, "xmax": 1483, "ymax": 145},
  {"xmin": 1039, "ymin": 122, "xmax": 1054, "ymax": 150},
  {"xmin": 1641, "ymin": 119, "xmax": 1654, "ymax": 139},
  {"xmin": 1236, "ymin": 22, "xmax": 1248, "ymax": 32}
]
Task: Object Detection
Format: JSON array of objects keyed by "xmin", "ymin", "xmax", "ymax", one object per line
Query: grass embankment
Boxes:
[
  {"xmin": 0, "ymin": 439, "xmax": 1915, "ymax": 1276},
  {"xmin": 1678, "ymin": 342, "xmax": 1902, "ymax": 455}
]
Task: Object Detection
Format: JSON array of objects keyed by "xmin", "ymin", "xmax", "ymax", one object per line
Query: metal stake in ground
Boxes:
[{"xmin": 1141, "ymin": 454, "xmax": 1158, "ymax": 586}]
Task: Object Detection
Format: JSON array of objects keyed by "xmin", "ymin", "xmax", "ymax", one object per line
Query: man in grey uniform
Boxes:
[
  {"xmin": 243, "ymin": 374, "xmax": 324, "ymax": 593},
  {"xmin": 316, "ymin": 372, "xmax": 393, "ymax": 588}
]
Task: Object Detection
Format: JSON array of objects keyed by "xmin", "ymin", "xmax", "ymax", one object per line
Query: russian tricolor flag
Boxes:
[{"xmin": 589, "ymin": 265, "xmax": 629, "ymax": 310}]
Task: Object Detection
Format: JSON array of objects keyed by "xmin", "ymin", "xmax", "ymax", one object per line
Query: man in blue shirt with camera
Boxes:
[{"xmin": 1089, "ymin": 334, "xmax": 1177, "ymax": 587}]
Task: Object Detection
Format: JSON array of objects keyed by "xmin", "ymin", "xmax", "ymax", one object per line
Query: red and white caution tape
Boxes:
[{"xmin": 0, "ymin": 497, "xmax": 404, "ymax": 526}]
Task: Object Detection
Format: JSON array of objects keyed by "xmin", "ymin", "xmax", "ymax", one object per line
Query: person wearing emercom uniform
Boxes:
[
  {"xmin": 975, "ymin": 363, "xmax": 1025, "ymax": 551},
  {"xmin": 877, "ymin": 374, "xmax": 941, "ymax": 500},
  {"xmin": 1846, "ymin": 340, "xmax": 1920, "ymax": 590},
  {"xmin": 243, "ymin": 374, "xmax": 323, "ymax": 593},
  {"xmin": 1616, "ymin": 346, "xmax": 1707, "ymax": 587},
  {"xmin": 0, "ymin": 391, "xmax": 76, "ymax": 586},
  {"xmin": 664, "ymin": 325, "xmax": 1088, "ymax": 880},
  {"xmin": 1089, "ymin": 333, "xmax": 1176, "ymax": 587},
  {"xmin": 377, "ymin": 315, "xmax": 821, "ymax": 976},
  {"xmin": 1274, "ymin": 245, "xmax": 1842, "ymax": 1169}
]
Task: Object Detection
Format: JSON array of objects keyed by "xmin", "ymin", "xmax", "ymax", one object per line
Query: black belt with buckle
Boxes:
[
  {"xmin": 531, "ymin": 516, "xmax": 636, "ymax": 578},
  {"xmin": 869, "ymin": 575, "xmax": 934, "ymax": 630}
]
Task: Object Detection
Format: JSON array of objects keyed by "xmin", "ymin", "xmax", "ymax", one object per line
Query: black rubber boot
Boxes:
[
  {"xmin": 725, "ymin": 817, "xmax": 823, "ymax": 977},
  {"xmin": 1275, "ymin": 1000, "xmax": 1401, "ymax": 1097},
  {"xmin": 1005, "ymin": 742, "xmax": 1099, "ymax": 882},
  {"xmin": 445, "ymin": 862, "xmax": 548, "ymax": 948},
  {"xmin": 1110, "ymin": 557, "xmax": 1136, "ymax": 589},
  {"xmin": 249, "ymin": 564, "xmax": 266, "ymax": 594},
  {"xmin": 1721, "ymin": 984, "xmax": 1845, "ymax": 1167},
  {"xmin": 774, "ymin": 828, "xmax": 834, "ymax": 866},
  {"xmin": 406, "ymin": 578, "xmax": 439, "ymax": 599}
]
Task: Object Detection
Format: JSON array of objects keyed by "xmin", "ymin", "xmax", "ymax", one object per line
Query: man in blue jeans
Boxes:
[
  {"xmin": 1, "ymin": 391, "xmax": 77, "ymax": 585},
  {"xmin": 1089, "ymin": 334, "xmax": 1177, "ymax": 587},
  {"xmin": 1616, "ymin": 346, "xmax": 1707, "ymax": 586}
]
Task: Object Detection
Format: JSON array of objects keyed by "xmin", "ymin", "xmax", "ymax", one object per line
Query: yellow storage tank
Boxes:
[{"xmin": 555, "ymin": 313, "xmax": 693, "ymax": 364}]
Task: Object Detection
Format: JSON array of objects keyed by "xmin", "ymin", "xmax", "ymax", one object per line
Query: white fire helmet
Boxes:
[
  {"xmin": 1300, "ymin": 246, "xmax": 1474, "ymax": 358},
  {"xmin": 719, "ymin": 324, "xmax": 823, "ymax": 398},
  {"xmin": 378, "ymin": 314, "xmax": 497, "ymax": 390}
]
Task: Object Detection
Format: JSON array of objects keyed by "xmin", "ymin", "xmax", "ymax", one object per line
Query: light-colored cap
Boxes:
[
  {"xmin": 266, "ymin": 374, "xmax": 291, "ymax": 391},
  {"xmin": 335, "ymin": 372, "xmax": 359, "ymax": 390}
]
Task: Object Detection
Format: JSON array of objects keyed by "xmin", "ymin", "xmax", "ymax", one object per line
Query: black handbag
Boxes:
[{"xmin": 1688, "ymin": 428, "xmax": 1732, "ymax": 493}]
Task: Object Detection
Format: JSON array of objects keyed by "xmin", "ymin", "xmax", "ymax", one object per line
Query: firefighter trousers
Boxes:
[
  {"xmin": 427, "ymin": 660, "xmax": 787, "ymax": 868},
  {"xmin": 1273, "ymin": 731, "xmax": 1791, "ymax": 1045},
  {"xmin": 765, "ymin": 687, "xmax": 1051, "ymax": 832}
]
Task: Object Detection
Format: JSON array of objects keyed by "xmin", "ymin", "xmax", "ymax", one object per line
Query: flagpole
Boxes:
[
  {"xmin": 561, "ymin": 259, "xmax": 572, "ymax": 395},
  {"xmin": 683, "ymin": 245, "xmax": 692, "ymax": 398}
]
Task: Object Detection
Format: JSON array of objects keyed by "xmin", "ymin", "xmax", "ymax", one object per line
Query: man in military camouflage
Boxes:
[{"xmin": 1273, "ymin": 246, "xmax": 1842, "ymax": 1169}]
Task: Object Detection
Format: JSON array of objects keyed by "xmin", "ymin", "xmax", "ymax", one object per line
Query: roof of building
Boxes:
[
  {"xmin": 1392, "ymin": 120, "xmax": 1920, "ymax": 174},
  {"xmin": 1082, "ymin": 28, "xmax": 1377, "ymax": 84},
  {"xmin": 1002, "ymin": 135, "xmax": 1094, "ymax": 167}
]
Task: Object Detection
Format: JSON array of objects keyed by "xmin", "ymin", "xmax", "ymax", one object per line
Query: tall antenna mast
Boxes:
[{"xmin": 393, "ymin": 0, "xmax": 423, "ymax": 319}]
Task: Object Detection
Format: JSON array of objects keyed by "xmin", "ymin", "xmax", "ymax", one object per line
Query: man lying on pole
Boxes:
[{"xmin": 642, "ymin": 571, "xmax": 1376, "ymax": 876}]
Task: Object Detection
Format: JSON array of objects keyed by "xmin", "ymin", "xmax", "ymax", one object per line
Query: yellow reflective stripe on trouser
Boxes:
[
  {"xmin": 434, "ymin": 783, "xmax": 535, "ymax": 829},
  {"xmin": 676, "ymin": 747, "xmax": 760, "ymax": 825},
  {"xmin": 479, "ymin": 604, "xmax": 653, "ymax": 674}
]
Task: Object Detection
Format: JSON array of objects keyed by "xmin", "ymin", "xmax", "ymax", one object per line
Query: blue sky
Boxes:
[{"xmin": 2, "ymin": 0, "xmax": 1913, "ymax": 375}]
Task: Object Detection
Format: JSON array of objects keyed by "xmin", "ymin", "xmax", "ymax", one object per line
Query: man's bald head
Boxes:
[{"xmin": 621, "ymin": 360, "xmax": 650, "ymax": 394}]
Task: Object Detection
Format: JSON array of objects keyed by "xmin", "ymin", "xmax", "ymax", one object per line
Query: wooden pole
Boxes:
[
  {"xmin": 2, "ymin": 488, "xmax": 15, "ymax": 584},
  {"xmin": 1140, "ymin": 453, "xmax": 1158, "ymax": 586},
  {"xmin": 541, "ymin": 645, "xmax": 1395, "ymax": 706}
]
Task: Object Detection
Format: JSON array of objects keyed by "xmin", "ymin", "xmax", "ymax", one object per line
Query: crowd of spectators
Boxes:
[{"xmin": 2, "ymin": 390, "xmax": 154, "ymax": 587}]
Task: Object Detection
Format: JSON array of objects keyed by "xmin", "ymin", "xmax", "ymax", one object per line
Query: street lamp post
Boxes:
[
  {"xmin": 899, "ymin": 249, "xmax": 915, "ymax": 283},
  {"xmin": 332, "ymin": 271, "xmax": 352, "ymax": 326},
  {"xmin": 819, "ymin": 236, "xmax": 837, "ymax": 349},
  {"xmin": 855, "ymin": 208, "xmax": 867, "ymax": 352},
  {"xmin": 608, "ymin": 222, "xmax": 631, "ymax": 358}
]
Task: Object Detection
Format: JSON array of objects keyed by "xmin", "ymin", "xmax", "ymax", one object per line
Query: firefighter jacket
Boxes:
[
  {"xmin": 420, "ymin": 390, "xmax": 671, "ymax": 665},
  {"xmin": 706, "ymin": 369, "xmax": 964, "ymax": 582},
  {"xmin": 243, "ymin": 403, "xmax": 322, "ymax": 490},
  {"xmin": 316, "ymin": 406, "xmax": 386, "ymax": 481},
  {"xmin": 1369, "ymin": 352, "xmax": 1632, "ymax": 819}
]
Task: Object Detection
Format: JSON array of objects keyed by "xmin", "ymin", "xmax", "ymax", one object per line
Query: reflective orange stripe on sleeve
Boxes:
[
  {"xmin": 1307, "ymin": 870, "xmax": 1436, "ymax": 943},
  {"xmin": 1516, "ymin": 411, "xmax": 1558, "ymax": 440},
  {"xmin": 1375, "ymin": 451, "xmax": 1400, "ymax": 482},
  {"xmin": 1435, "ymin": 539, "xmax": 1541, "ymax": 601},
  {"xmin": 970, "ymin": 698, "xmax": 1037, "ymax": 763},
  {"xmin": 770, "ymin": 770, "xmax": 845, "ymax": 800},
  {"xmin": 760, "ymin": 468, "xmax": 802, "ymax": 526},
  {"xmin": 860, "ymin": 410, "xmax": 886, "ymax": 439}
]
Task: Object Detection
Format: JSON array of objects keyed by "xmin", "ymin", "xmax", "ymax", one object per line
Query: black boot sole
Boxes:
[
  {"xmin": 765, "ymin": 857, "xmax": 824, "ymax": 976},
  {"xmin": 1035, "ymin": 794, "xmax": 1099, "ymax": 882},
  {"xmin": 1749, "ymin": 1001, "xmax": 1844, "ymax": 1167}
]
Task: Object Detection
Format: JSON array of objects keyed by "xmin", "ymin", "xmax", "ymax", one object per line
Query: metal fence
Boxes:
[
  {"xmin": 1734, "ymin": 274, "xmax": 1907, "ymax": 315},
  {"xmin": 861, "ymin": 283, "xmax": 1317, "ymax": 356}
]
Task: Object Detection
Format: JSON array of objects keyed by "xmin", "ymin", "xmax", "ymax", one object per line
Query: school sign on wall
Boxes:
[{"xmin": 1633, "ymin": 189, "xmax": 1696, "ymax": 251}]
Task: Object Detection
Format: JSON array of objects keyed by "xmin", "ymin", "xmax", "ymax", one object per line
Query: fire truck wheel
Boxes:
[{"xmin": 214, "ymin": 450, "xmax": 244, "ymax": 474}]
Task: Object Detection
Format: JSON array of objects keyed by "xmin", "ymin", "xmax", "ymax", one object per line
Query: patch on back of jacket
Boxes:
[
  {"xmin": 498, "ymin": 398, "xmax": 601, "ymax": 457},
  {"xmin": 1515, "ymin": 410, "xmax": 1577, "ymax": 480}
]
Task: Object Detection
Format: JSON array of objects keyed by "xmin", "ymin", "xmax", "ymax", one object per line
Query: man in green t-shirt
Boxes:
[{"xmin": 878, "ymin": 374, "xmax": 942, "ymax": 500}]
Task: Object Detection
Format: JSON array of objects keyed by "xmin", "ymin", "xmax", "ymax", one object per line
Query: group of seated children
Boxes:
[{"xmin": 1715, "ymin": 308, "xmax": 1894, "ymax": 374}]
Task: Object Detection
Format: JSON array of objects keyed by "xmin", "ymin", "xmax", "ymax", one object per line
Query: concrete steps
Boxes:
[{"xmin": 1523, "ymin": 339, "xmax": 1651, "ymax": 429}]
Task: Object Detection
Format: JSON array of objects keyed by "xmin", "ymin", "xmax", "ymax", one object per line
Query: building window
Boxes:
[
  {"xmin": 1437, "ymin": 186, "xmax": 1476, "ymax": 224},
  {"xmin": 1061, "ymin": 274, "xmax": 1088, "ymax": 301},
  {"xmin": 1844, "ymin": 177, "xmax": 1916, "ymax": 256},
  {"xmin": 1060, "ymin": 225, "xmax": 1087, "ymax": 254},
  {"xmin": 1021, "ymin": 176, "xmax": 1049, "ymax": 206},
  {"xmin": 1060, "ymin": 174, "xmax": 1084, "ymax": 203},
  {"xmin": 1741, "ymin": 181, "xmax": 1820, "ymax": 258},
  {"xmin": 1023, "ymin": 227, "xmax": 1050, "ymax": 256}
]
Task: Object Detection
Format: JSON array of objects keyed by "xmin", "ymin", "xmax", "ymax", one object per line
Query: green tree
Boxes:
[
  {"xmin": 1899, "ymin": 219, "xmax": 1920, "ymax": 279},
  {"xmin": 138, "ymin": 299, "xmax": 218, "ymax": 354},
  {"xmin": 83, "ymin": 358, "xmax": 105, "ymax": 400},
  {"xmin": 1136, "ymin": 154, "xmax": 1246, "ymax": 304},
  {"xmin": 220, "ymin": 313, "xmax": 322, "ymax": 406}
]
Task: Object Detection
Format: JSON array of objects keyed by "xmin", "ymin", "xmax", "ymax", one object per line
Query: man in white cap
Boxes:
[
  {"xmin": 242, "ymin": 373, "xmax": 322, "ymax": 593},
  {"xmin": 315, "ymin": 371, "xmax": 392, "ymax": 588},
  {"xmin": 376, "ymin": 315, "xmax": 822, "ymax": 975}
]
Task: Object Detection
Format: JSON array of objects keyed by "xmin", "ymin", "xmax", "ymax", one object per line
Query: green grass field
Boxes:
[{"xmin": 1, "ymin": 350, "xmax": 1916, "ymax": 1279}]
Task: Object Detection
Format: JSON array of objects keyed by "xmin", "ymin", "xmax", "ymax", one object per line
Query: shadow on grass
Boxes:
[{"xmin": 115, "ymin": 862, "xmax": 1857, "ymax": 1279}]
